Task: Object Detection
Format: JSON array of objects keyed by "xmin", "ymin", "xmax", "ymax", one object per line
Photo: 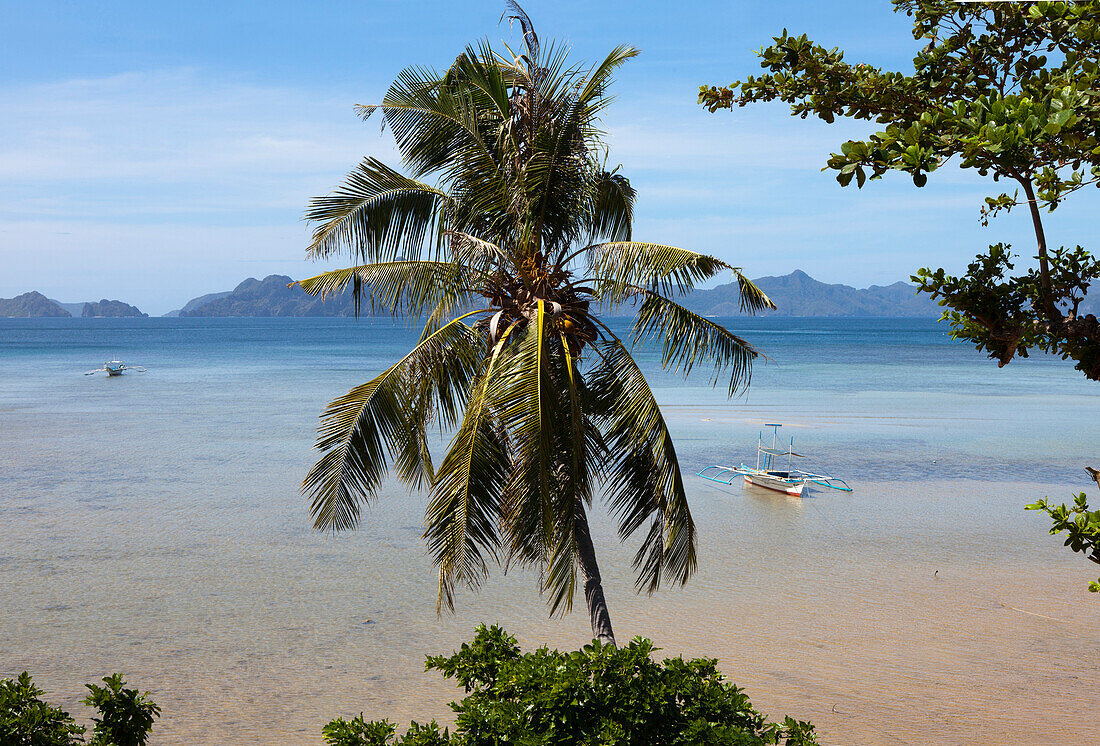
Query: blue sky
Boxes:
[{"xmin": 2, "ymin": 0, "xmax": 1092, "ymax": 314}]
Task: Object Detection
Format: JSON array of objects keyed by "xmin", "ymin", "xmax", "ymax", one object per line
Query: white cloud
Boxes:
[
  {"xmin": 0, "ymin": 69, "xmax": 398, "ymax": 218},
  {"xmin": 0, "ymin": 68, "xmax": 393, "ymax": 312},
  {"xmin": 1, "ymin": 67, "xmax": 1094, "ymax": 314}
]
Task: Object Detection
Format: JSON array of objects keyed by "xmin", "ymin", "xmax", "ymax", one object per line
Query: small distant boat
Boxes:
[
  {"xmin": 84, "ymin": 360, "xmax": 146, "ymax": 376},
  {"xmin": 698, "ymin": 423, "xmax": 852, "ymax": 496}
]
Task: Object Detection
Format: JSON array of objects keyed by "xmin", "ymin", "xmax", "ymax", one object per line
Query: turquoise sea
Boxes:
[{"xmin": 3, "ymin": 317, "xmax": 1099, "ymax": 744}]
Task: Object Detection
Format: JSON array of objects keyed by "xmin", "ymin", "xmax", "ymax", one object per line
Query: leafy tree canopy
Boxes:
[
  {"xmin": 700, "ymin": 0, "xmax": 1100, "ymax": 379},
  {"xmin": 298, "ymin": 2, "xmax": 771, "ymax": 643},
  {"xmin": 322, "ymin": 625, "xmax": 817, "ymax": 746}
]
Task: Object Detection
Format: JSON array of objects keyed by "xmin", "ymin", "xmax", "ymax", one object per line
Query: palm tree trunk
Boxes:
[{"xmin": 574, "ymin": 498, "xmax": 616, "ymax": 646}]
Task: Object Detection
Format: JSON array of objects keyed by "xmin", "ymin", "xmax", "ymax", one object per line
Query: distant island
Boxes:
[
  {"xmin": 172, "ymin": 275, "xmax": 358, "ymax": 317},
  {"xmin": 81, "ymin": 299, "xmax": 147, "ymax": 317},
  {"xmin": 163, "ymin": 291, "xmax": 233, "ymax": 317},
  {"xmin": 684, "ymin": 269, "xmax": 940, "ymax": 317},
  {"xmin": 160, "ymin": 270, "xmax": 941, "ymax": 318},
  {"xmin": 4, "ymin": 270, "xmax": 1007, "ymax": 319},
  {"xmin": 0, "ymin": 291, "xmax": 72, "ymax": 318},
  {"xmin": 0, "ymin": 292, "xmax": 146, "ymax": 318}
]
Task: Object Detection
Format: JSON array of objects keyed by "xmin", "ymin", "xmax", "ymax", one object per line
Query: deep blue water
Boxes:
[{"xmin": 2, "ymin": 316, "xmax": 1095, "ymax": 484}]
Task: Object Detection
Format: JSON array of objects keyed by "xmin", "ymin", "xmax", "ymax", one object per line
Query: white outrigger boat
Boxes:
[
  {"xmin": 698, "ymin": 424, "xmax": 852, "ymax": 496},
  {"xmin": 84, "ymin": 360, "xmax": 146, "ymax": 377}
]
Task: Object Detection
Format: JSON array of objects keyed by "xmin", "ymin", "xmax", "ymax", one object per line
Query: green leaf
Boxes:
[
  {"xmin": 631, "ymin": 291, "xmax": 761, "ymax": 396},
  {"xmin": 302, "ymin": 314, "xmax": 486, "ymax": 531},
  {"xmin": 589, "ymin": 337, "xmax": 697, "ymax": 593},
  {"xmin": 305, "ymin": 158, "xmax": 449, "ymax": 262}
]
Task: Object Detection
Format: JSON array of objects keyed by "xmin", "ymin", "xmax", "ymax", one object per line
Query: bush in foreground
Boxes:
[
  {"xmin": 0, "ymin": 672, "xmax": 159, "ymax": 746},
  {"xmin": 325, "ymin": 625, "xmax": 816, "ymax": 745}
]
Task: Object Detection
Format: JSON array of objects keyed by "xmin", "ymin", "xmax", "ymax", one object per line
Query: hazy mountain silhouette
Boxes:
[
  {"xmin": 0, "ymin": 291, "xmax": 71, "ymax": 317},
  {"xmin": 684, "ymin": 270, "xmax": 939, "ymax": 317},
  {"xmin": 177, "ymin": 275, "xmax": 361, "ymax": 317},
  {"xmin": 168, "ymin": 270, "xmax": 945, "ymax": 318}
]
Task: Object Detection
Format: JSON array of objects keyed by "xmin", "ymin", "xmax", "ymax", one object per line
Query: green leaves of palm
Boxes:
[
  {"xmin": 299, "ymin": 5, "xmax": 772, "ymax": 626},
  {"xmin": 587, "ymin": 241, "xmax": 773, "ymax": 311},
  {"xmin": 302, "ymin": 314, "xmax": 485, "ymax": 531},
  {"xmin": 587, "ymin": 241, "xmax": 771, "ymax": 395},
  {"xmin": 296, "ymin": 261, "xmax": 485, "ymax": 320},
  {"xmin": 304, "ymin": 158, "xmax": 448, "ymax": 262},
  {"xmin": 589, "ymin": 336, "xmax": 695, "ymax": 593},
  {"xmin": 634, "ymin": 294, "xmax": 760, "ymax": 397}
]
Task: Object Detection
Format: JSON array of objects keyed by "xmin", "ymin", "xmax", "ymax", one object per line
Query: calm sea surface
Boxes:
[{"xmin": 2, "ymin": 317, "xmax": 1098, "ymax": 744}]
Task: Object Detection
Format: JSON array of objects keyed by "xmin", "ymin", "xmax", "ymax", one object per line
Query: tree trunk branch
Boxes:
[
  {"xmin": 573, "ymin": 498, "xmax": 616, "ymax": 646},
  {"xmin": 1086, "ymin": 467, "xmax": 1100, "ymax": 565},
  {"xmin": 1020, "ymin": 178, "xmax": 1059, "ymax": 320},
  {"xmin": 1086, "ymin": 466, "xmax": 1100, "ymax": 491}
]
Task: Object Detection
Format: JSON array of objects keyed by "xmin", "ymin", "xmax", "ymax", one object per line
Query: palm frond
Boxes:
[
  {"xmin": 585, "ymin": 242, "xmax": 735, "ymax": 305},
  {"xmin": 491, "ymin": 302, "xmax": 557, "ymax": 575},
  {"xmin": 576, "ymin": 44, "xmax": 640, "ymax": 120},
  {"xmin": 527, "ymin": 91, "xmax": 591, "ymax": 256},
  {"xmin": 588, "ymin": 170, "xmax": 635, "ymax": 244},
  {"xmin": 732, "ymin": 272, "xmax": 774, "ymax": 315},
  {"xmin": 445, "ymin": 230, "xmax": 507, "ymax": 269},
  {"xmin": 305, "ymin": 157, "xmax": 449, "ymax": 262},
  {"xmin": 539, "ymin": 332, "xmax": 592, "ymax": 615},
  {"xmin": 301, "ymin": 314, "xmax": 484, "ymax": 532},
  {"xmin": 576, "ymin": 45, "xmax": 638, "ymax": 109},
  {"xmin": 424, "ymin": 323, "xmax": 518, "ymax": 612},
  {"xmin": 358, "ymin": 61, "xmax": 502, "ymax": 183},
  {"xmin": 588, "ymin": 336, "xmax": 696, "ymax": 594},
  {"xmin": 449, "ymin": 41, "xmax": 512, "ymax": 123},
  {"xmin": 502, "ymin": 0, "xmax": 539, "ymax": 64},
  {"xmin": 631, "ymin": 291, "xmax": 760, "ymax": 396},
  {"xmin": 296, "ymin": 261, "xmax": 486, "ymax": 319},
  {"xmin": 393, "ymin": 313, "xmax": 492, "ymax": 489}
]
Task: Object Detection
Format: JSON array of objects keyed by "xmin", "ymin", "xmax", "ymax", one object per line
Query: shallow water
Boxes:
[{"xmin": 2, "ymin": 317, "xmax": 1099, "ymax": 744}]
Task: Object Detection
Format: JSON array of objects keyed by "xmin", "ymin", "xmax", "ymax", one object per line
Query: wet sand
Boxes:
[{"xmin": 6, "ymin": 468, "xmax": 1098, "ymax": 744}]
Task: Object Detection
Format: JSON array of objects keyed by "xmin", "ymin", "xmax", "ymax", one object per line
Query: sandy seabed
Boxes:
[
  {"xmin": 4, "ymin": 318, "xmax": 1099, "ymax": 745},
  {"xmin": 6, "ymin": 472, "xmax": 1098, "ymax": 746}
]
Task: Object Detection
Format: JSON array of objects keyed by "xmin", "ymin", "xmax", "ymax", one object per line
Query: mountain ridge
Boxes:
[
  {"xmin": 167, "ymin": 270, "xmax": 944, "ymax": 318},
  {"xmin": 178, "ymin": 275, "xmax": 360, "ymax": 317},
  {"xmin": 683, "ymin": 269, "xmax": 939, "ymax": 317},
  {"xmin": 0, "ymin": 291, "xmax": 71, "ymax": 317}
]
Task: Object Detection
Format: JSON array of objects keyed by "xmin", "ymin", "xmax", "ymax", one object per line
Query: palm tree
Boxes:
[{"xmin": 297, "ymin": 2, "xmax": 772, "ymax": 646}]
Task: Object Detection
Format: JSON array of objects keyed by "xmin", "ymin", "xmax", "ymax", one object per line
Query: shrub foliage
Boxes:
[
  {"xmin": 324, "ymin": 625, "xmax": 816, "ymax": 745},
  {"xmin": 0, "ymin": 672, "xmax": 159, "ymax": 746}
]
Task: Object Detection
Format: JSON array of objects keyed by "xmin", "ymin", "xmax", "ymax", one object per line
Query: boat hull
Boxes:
[{"xmin": 744, "ymin": 474, "xmax": 805, "ymax": 496}]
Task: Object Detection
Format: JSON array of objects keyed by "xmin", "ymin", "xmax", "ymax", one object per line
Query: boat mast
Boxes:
[{"xmin": 764, "ymin": 423, "xmax": 781, "ymax": 472}]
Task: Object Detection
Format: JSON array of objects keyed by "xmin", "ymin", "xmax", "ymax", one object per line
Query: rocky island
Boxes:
[
  {"xmin": 178, "ymin": 275, "xmax": 359, "ymax": 317},
  {"xmin": 0, "ymin": 291, "xmax": 71, "ymax": 317},
  {"xmin": 82, "ymin": 299, "xmax": 147, "ymax": 317},
  {"xmin": 0, "ymin": 292, "xmax": 147, "ymax": 317}
]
